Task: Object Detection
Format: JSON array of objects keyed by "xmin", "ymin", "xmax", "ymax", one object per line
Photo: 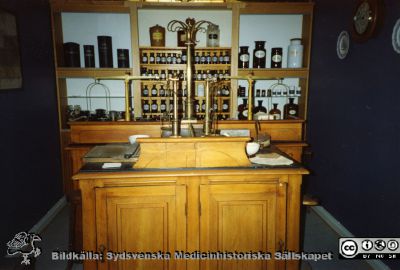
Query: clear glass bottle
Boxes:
[
  {"xmin": 269, "ymin": 103, "xmax": 281, "ymax": 120},
  {"xmin": 238, "ymin": 46, "xmax": 250, "ymax": 68},
  {"xmin": 253, "ymin": 41, "xmax": 266, "ymax": 68},
  {"xmin": 283, "ymin": 98, "xmax": 299, "ymax": 119},
  {"xmin": 287, "ymin": 38, "xmax": 303, "ymax": 68}
]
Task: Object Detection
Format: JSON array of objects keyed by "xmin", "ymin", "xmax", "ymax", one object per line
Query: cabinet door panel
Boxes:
[
  {"xmin": 200, "ymin": 183, "xmax": 287, "ymax": 270},
  {"xmin": 96, "ymin": 185, "xmax": 186, "ymax": 270}
]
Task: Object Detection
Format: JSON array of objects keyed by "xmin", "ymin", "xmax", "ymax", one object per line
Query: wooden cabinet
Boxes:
[
  {"xmin": 95, "ymin": 185, "xmax": 186, "ymax": 270},
  {"xmin": 74, "ymin": 167, "xmax": 307, "ymax": 270},
  {"xmin": 200, "ymin": 183, "xmax": 287, "ymax": 270}
]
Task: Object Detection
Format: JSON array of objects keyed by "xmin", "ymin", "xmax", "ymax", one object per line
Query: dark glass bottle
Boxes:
[
  {"xmin": 223, "ymin": 85, "xmax": 230, "ymax": 96},
  {"xmin": 222, "ymin": 100, "xmax": 229, "ymax": 112},
  {"xmin": 142, "ymin": 85, "xmax": 149, "ymax": 97},
  {"xmin": 143, "ymin": 100, "xmax": 150, "ymax": 114},
  {"xmin": 206, "ymin": 52, "xmax": 212, "ymax": 64},
  {"xmin": 253, "ymin": 41, "xmax": 266, "ymax": 68},
  {"xmin": 159, "ymin": 85, "xmax": 166, "ymax": 97},
  {"xmin": 161, "ymin": 53, "xmax": 167, "ymax": 64},
  {"xmin": 117, "ymin": 49, "xmax": 129, "ymax": 68},
  {"xmin": 149, "ymin": 53, "xmax": 155, "ymax": 64},
  {"xmin": 219, "ymin": 51, "xmax": 224, "ymax": 64},
  {"xmin": 253, "ymin": 100, "xmax": 267, "ymax": 114},
  {"xmin": 181, "ymin": 51, "xmax": 187, "ymax": 64},
  {"xmin": 238, "ymin": 46, "xmax": 250, "ymax": 68},
  {"xmin": 238, "ymin": 98, "xmax": 249, "ymax": 120},
  {"xmin": 172, "ymin": 53, "xmax": 177, "ymax": 64},
  {"xmin": 166, "ymin": 53, "xmax": 172, "ymax": 64},
  {"xmin": 64, "ymin": 42, "xmax": 81, "ymax": 67},
  {"xmin": 223, "ymin": 51, "xmax": 230, "ymax": 64},
  {"xmin": 151, "ymin": 84, "xmax": 158, "ymax": 97},
  {"xmin": 212, "ymin": 52, "xmax": 218, "ymax": 64},
  {"xmin": 269, "ymin": 103, "xmax": 281, "ymax": 120},
  {"xmin": 160, "ymin": 100, "xmax": 167, "ymax": 113},
  {"xmin": 283, "ymin": 98, "xmax": 299, "ymax": 119},
  {"xmin": 155, "ymin": 53, "xmax": 161, "ymax": 64},
  {"xmin": 151, "ymin": 100, "xmax": 158, "ymax": 113},
  {"xmin": 200, "ymin": 52, "xmax": 206, "ymax": 64},
  {"xmin": 271, "ymin": 47, "xmax": 283, "ymax": 68},
  {"xmin": 141, "ymin": 52, "xmax": 148, "ymax": 64},
  {"xmin": 97, "ymin": 36, "xmax": 113, "ymax": 68},
  {"xmin": 194, "ymin": 52, "xmax": 200, "ymax": 64}
]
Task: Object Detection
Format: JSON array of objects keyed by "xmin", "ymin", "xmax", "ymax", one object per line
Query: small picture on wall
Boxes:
[{"xmin": 0, "ymin": 8, "xmax": 22, "ymax": 90}]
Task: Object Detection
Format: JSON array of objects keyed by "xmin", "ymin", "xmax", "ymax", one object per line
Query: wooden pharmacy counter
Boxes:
[{"xmin": 73, "ymin": 145, "xmax": 308, "ymax": 270}]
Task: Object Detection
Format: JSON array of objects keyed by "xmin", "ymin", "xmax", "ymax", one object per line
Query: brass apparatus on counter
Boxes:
[{"xmin": 167, "ymin": 18, "xmax": 216, "ymax": 123}]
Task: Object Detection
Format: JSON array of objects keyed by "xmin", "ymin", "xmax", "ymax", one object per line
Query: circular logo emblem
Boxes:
[
  {"xmin": 362, "ymin": 240, "xmax": 373, "ymax": 251},
  {"xmin": 387, "ymin": 240, "xmax": 399, "ymax": 251},
  {"xmin": 341, "ymin": 240, "xmax": 358, "ymax": 258},
  {"xmin": 374, "ymin": 240, "xmax": 386, "ymax": 251}
]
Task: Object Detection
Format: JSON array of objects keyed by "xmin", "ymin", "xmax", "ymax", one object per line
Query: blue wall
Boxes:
[
  {"xmin": 306, "ymin": 0, "xmax": 400, "ymax": 267},
  {"xmin": 0, "ymin": 0, "xmax": 62, "ymax": 262}
]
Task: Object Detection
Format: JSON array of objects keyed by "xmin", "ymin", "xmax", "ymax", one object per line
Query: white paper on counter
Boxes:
[
  {"xmin": 249, "ymin": 153, "xmax": 293, "ymax": 166},
  {"xmin": 102, "ymin": 162, "xmax": 122, "ymax": 169}
]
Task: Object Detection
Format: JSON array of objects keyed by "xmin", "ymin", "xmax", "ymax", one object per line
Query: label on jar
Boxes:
[
  {"xmin": 152, "ymin": 32, "xmax": 163, "ymax": 41},
  {"xmin": 255, "ymin": 50, "xmax": 266, "ymax": 58},
  {"xmin": 149, "ymin": 56, "xmax": 155, "ymax": 62},
  {"xmin": 143, "ymin": 104, "xmax": 150, "ymax": 111},
  {"xmin": 208, "ymin": 34, "xmax": 218, "ymax": 39},
  {"xmin": 143, "ymin": 89, "xmax": 149, "ymax": 95},
  {"xmin": 151, "ymin": 89, "xmax": 157, "ymax": 95},
  {"xmin": 160, "ymin": 104, "xmax": 166, "ymax": 111},
  {"xmin": 151, "ymin": 104, "xmax": 158, "ymax": 110},
  {"xmin": 289, "ymin": 109, "xmax": 297, "ymax": 115},
  {"xmin": 224, "ymin": 55, "xmax": 230, "ymax": 62},
  {"xmin": 243, "ymin": 110, "xmax": 248, "ymax": 117},
  {"xmin": 272, "ymin": 55, "xmax": 282, "ymax": 62},
  {"xmin": 240, "ymin": 54, "xmax": 249, "ymax": 62},
  {"xmin": 142, "ymin": 56, "xmax": 148, "ymax": 63},
  {"xmin": 223, "ymin": 104, "xmax": 229, "ymax": 110},
  {"xmin": 273, "ymin": 113, "xmax": 281, "ymax": 120}
]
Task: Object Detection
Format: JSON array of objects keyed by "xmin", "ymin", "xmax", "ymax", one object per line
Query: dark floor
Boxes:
[{"xmin": 2, "ymin": 203, "xmax": 388, "ymax": 270}]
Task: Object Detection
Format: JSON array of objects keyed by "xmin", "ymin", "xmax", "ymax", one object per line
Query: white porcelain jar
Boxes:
[
  {"xmin": 207, "ymin": 24, "xmax": 220, "ymax": 47},
  {"xmin": 287, "ymin": 38, "xmax": 303, "ymax": 68}
]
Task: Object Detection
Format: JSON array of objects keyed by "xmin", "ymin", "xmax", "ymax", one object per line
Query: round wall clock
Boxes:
[
  {"xmin": 337, "ymin": 31, "xmax": 350, "ymax": 59},
  {"xmin": 351, "ymin": 0, "xmax": 384, "ymax": 42},
  {"xmin": 392, "ymin": 19, "xmax": 400, "ymax": 54}
]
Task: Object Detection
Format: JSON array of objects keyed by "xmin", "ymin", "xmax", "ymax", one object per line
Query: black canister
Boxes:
[
  {"xmin": 63, "ymin": 42, "xmax": 80, "ymax": 67},
  {"xmin": 253, "ymin": 41, "xmax": 266, "ymax": 68},
  {"xmin": 97, "ymin": 36, "xmax": 113, "ymax": 68},
  {"xmin": 117, "ymin": 49, "xmax": 130, "ymax": 68},
  {"xmin": 271, "ymin": 47, "xmax": 283, "ymax": 68},
  {"xmin": 83, "ymin": 45, "xmax": 95, "ymax": 68}
]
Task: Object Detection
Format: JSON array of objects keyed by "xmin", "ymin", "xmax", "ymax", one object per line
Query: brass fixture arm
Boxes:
[{"xmin": 167, "ymin": 18, "xmax": 216, "ymax": 121}]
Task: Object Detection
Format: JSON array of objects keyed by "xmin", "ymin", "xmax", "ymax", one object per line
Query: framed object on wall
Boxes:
[{"xmin": 0, "ymin": 8, "xmax": 22, "ymax": 90}]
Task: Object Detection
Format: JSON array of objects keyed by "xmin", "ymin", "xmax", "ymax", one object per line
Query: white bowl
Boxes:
[
  {"xmin": 246, "ymin": 142, "xmax": 260, "ymax": 156},
  {"xmin": 129, "ymin": 134, "xmax": 150, "ymax": 144}
]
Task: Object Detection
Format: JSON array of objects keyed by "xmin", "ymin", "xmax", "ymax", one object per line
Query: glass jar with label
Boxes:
[
  {"xmin": 238, "ymin": 98, "xmax": 248, "ymax": 120},
  {"xmin": 160, "ymin": 100, "xmax": 167, "ymax": 113},
  {"xmin": 222, "ymin": 100, "xmax": 229, "ymax": 112},
  {"xmin": 238, "ymin": 46, "xmax": 250, "ymax": 68},
  {"xmin": 287, "ymin": 38, "xmax": 303, "ymax": 68},
  {"xmin": 159, "ymin": 85, "xmax": 166, "ymax": 97},
  {"xmin": 207, "ymin": 24, "xmax": 220, "ymax": 47},
  {"xmin": 253, "ymin": 41, "xmax": 266, "ymax": 68},
  {"xmin": 142, "ymin": 85, "xmax": 149, "ymax": 97},
  {"xmin": 271, "ymin": 47, "xmax": 282, "ymax": 68},
  {"xmin": 143, "ymin": 100, "xmax": 150, "ymax": 114},
  {"xmin": 283, "ymin": 98, "xmax": 299, "ymax": 119},
  {"xmin": 151, "ymin": 100, "xmax": 158, "ymax": 113},
  {"xmin": 269, "ymin": 103, "xmax": 281, "ymax": 120},
  {"xmin": 253, "ymin": 100, "xmax": 267, "ymax": 114},
  {"xmin": 151, "ymin": 84, "xmax": 158, "ymax": 97}
]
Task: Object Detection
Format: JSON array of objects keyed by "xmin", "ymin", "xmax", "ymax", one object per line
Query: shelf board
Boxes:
[
  {"xmin": 57, "ymin": 68, "xmax": 132, "ymax": 78},
  {"xmin": 141, "ymin": 64, "xmax": 230, "ymax": 70},
  {"xmin": 139, "ymin": 46, "xmax": 231, "ymax": 50},
  {"xmin": 237, "ymin": 68, "xmax": 308, "ymax": 79}
]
